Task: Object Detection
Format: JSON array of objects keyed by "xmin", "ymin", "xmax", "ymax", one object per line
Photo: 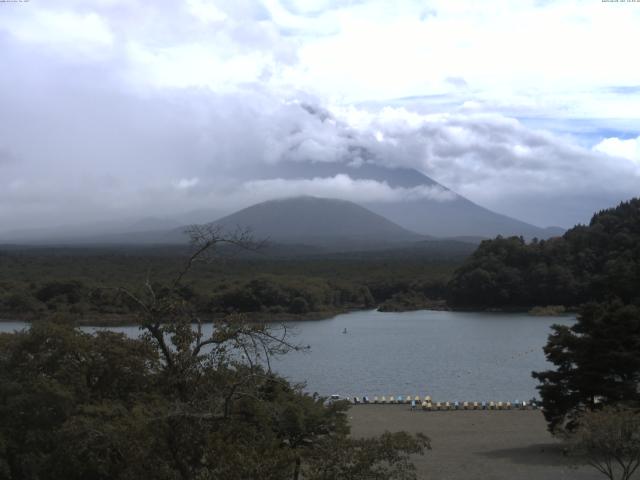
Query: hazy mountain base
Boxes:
[{"xmin": 0, "ymin": 193, "xmax": 564, "ymax": 247}]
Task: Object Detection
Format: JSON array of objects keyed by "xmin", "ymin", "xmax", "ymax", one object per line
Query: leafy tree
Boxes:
[
  {"xmin": 35, "ymin": 281, "xmax": 85, "ymax": 304},
  {"xmin": 532, "ymin": 301, "xmax": 640, "ymax": 432},
  {"xmin": 290, "ymin": 297, "xmax": 309, "ymax": 314},
  {"xmin": 3, "ymin": 293, "xmax": 42, "ymax": 314},
  {"xmin": 0, "ymin": 224, "xmax": 430, "ymax": 479},
  {"xmin": 448, "ymin": 198, "xmax": 640, "ymax": 309},
  {"xmin": 0, "ymin": 320, "xmax": 161, "ymax": 480},
  {"xmin": 303, "ymin": 431, "xmax": 431, "ymax": 480},
  {"xmin": 567, "ymin": 407, "xmax": 640, "ymax": 480}
]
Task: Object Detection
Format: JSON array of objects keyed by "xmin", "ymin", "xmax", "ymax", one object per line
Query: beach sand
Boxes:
[{"xmin": 349, "ymin": 405, "xmax": 602, "ymax": 480}]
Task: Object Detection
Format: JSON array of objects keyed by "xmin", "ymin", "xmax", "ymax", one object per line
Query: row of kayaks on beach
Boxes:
[{"xmin": 329, "ymin": 394, "xmax": 540, "ymax": 410}]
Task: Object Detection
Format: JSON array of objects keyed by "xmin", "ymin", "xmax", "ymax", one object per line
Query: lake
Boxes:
[{"xmin": 0, "ymin": 309, "xmax": 574, "ymax": 402}]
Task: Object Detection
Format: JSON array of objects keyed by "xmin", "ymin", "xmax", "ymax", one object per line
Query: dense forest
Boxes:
[
  {"xmin": 448, "ymin": 198, "xmax": 640, "ymax": 309},
  {"xmin": 0, "ymin": 231, "xmax": 430, "ymax": 479},
  {"xmin": 2, "ymin": 198, "xmax": 639, "ymax": 321},
  {"xmin": 0, "ymin": 244, "xmax": 464, "ymax": 323}
]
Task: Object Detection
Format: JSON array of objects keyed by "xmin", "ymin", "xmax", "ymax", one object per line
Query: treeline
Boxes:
[
  {"xmin": 0, "ymin": 248, "xmax": 458, "ymax": 322},
  {"xmin": 0, "ymin": 276, "xmax": 374, "ymax": 319},
  {"xmin": 448, "ymin": 198, "xmax": 640, "ymax": 309}
]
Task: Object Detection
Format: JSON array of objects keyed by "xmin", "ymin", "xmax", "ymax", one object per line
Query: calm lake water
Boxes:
[{"xmin": 0, "ymin": 309, "xmax": 574, "ymax": 402}]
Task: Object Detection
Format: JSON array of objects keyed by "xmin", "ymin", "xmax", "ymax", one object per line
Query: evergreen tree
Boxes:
[{"xmin": 532, "ymin": 301, "xmax": 640, "ymax": 432}]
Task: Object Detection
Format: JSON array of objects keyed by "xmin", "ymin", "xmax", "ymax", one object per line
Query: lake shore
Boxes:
[
  {"xmin": 0, "ymin": 303, "xmax": 575, "ymax": 327},
  {"xmin": 348, "ymin": 405, "xmax": 600, "ymax": 480},
  {"xmin": 0, "ymin": 308, "xmax": 352, "ymax": 326},
  {"xmin": 3, "ymin": 309, "xmax": 576, "ymax": 400}
]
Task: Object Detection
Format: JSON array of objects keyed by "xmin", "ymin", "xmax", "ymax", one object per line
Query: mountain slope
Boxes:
[
  {"xmin": 1, "ymin": 162, "xmax": 566, "ymax": 245},
  {"xmin": 212, "ymin": 196, "xmax": 424, "ymax": 248},
  {"xmin": 252, "ymin": 161, "xmax": 564, "ymax": 239},
  {"xmin": 0, "ymin": 217, "xmax": 182, "ymax": 244},
  {"xmin": 367, "ymin": 196, "xmax": 564, "ymax": 238}
]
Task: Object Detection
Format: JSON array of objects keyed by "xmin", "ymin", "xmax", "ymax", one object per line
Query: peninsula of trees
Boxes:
[{"xmin": 448, "ymin": 198, "xmax": 640, "ymax": 310}]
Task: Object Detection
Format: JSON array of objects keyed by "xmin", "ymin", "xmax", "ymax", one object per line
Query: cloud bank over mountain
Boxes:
[{"xmin": 1, "ymin": 0, "xmax": 639, "ymax": 231}]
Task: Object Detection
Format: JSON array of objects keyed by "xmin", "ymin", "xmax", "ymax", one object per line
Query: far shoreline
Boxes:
[{"xmin": 0, "ymin": 304, "xmax": 576, "ymax": 327}]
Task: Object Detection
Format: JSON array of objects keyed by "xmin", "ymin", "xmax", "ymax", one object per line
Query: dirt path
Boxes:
[{"xmin": 349, "ymin": 405, "xmax": 603, "ymax": 480}]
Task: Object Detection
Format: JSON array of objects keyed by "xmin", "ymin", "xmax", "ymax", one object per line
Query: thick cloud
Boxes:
[
  {"xmin": 0, "ymin": 0, "xmax": 639, "ymax": 232},
  {"xmin": 593, "ymin": 136, "xmax": 640, "ymax": 164},
  {"xmin": 240, "ymin": 175, "xmax": 456, "ymax": 205},
  {"xmin": 326, "ymin": 106, "xmax": 640, "ymax": 225}
]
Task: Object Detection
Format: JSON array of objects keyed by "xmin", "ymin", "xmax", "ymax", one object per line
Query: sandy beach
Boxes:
[{"xmin": 349, "ymin": 405, "xmax": 602, "ymax": 480}]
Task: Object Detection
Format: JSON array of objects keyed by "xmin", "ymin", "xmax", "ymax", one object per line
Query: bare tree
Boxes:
[{"xmin": 116, "ymin": 224, "xmax": 297, "ymax": 395}]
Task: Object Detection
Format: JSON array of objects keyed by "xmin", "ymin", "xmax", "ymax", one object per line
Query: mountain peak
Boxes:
[{"xmin": 213, "ymin": 196, "xmax": 423, "ymax": 249}]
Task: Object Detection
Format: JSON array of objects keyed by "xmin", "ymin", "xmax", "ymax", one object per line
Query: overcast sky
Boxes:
[{"xmin": 1, "ymin": 0, "xmax": 639, "ymax": 231}]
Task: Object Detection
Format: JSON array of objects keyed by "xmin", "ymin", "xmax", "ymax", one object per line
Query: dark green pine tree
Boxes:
[{"xmin": 533, "ymin": 301, "xmax": 640, "ymax": 432}]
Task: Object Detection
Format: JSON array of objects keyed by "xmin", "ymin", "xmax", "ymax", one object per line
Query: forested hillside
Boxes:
[{"xmin": 448, "ymin": 198, "xmax": 640, "ymax": 309}]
